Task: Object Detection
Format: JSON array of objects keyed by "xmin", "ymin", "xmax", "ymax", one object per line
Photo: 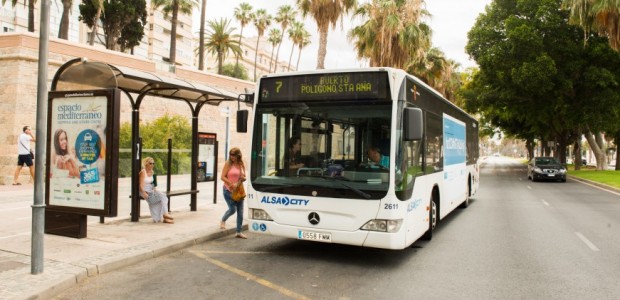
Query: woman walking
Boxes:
[{"xmin": 220, "ymin": 147, "xmax": 247, "ymax": 238}]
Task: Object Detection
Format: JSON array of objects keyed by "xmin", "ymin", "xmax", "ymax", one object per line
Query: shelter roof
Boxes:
[{"xmin": 51, "ymin": 58, "xmax": 238, "ymax": 104}]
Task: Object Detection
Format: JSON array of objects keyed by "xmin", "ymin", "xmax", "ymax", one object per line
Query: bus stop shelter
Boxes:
[{"xmin": 51, "ymin": 57, "xmax": 240, "ymax": 221}]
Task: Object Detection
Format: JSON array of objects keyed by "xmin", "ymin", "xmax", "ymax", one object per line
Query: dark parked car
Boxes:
[{"xmin": 528, "ymin": 157, "xmax": 567, "ymax": 182}]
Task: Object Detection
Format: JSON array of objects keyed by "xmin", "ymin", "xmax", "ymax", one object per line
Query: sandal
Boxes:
[
  {"xmin": 219, "ymin": 221, "xmax": 226, "ymax": 230},
  {"xmin": 163, "ymin": 219, "xmax": 174, "ymax": 224},
  {"xmin": 12, "ymin": 183, "xmax": 21, "ymax": 185},
  {"xmin": 163, "ymin": 214, "xmax": 174, "ymax": 220},
  {"xmin": 235, "ymin": 233, "xmax": 247, "ymax": 239}
]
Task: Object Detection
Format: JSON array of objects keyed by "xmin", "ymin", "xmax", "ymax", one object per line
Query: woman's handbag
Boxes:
[{"xmin": 231, "ymin": 183, "xmax": 246, "ymax": 202}]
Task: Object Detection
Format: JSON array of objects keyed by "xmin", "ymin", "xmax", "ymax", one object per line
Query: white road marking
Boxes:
[
  {"xmin": 575, "ymin": 232, "xmax": 600, "ymax": 252},
  {"xmin": 527, "ymin": 186, "xmax": 532, "ymax": 190},
  {"xmin": 541, "ymin": 199, "xmax": 550, "ymax": 206},
  {"xmin": 574, "ymin": 179, "xmax": 620, "ymax": 196}
]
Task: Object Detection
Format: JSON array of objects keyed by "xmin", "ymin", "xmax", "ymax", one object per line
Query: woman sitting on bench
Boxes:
[{"xmin": 139, "ymin": 156, "xmax": 174, "ymax": 224}]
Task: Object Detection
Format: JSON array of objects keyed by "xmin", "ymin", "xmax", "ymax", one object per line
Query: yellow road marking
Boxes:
[{"xmin": 189, "ymin": 250, "xmax": 310, "ymax": 300}]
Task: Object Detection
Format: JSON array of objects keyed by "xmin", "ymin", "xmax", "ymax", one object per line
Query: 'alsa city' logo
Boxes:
[{"xmin": 261, "ymin": 196, "xmax": 310, "ymax": 206}]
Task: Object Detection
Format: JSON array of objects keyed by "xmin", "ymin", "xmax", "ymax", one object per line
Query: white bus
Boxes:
[{"xmin": 244, "ymin": 68, "xmax": 479, "ymax": 250}]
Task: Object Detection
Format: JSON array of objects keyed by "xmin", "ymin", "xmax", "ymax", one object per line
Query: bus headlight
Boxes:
[
  {"xmin": 250, "ymin": 209, "xmax": 272, "ymax": 221},
  {"xmin": 361, "ymin": 219, "xmax": 402, "ymax": 233}
]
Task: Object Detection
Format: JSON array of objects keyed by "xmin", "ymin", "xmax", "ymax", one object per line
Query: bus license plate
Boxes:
[{"xmin": 298, "ymin": 230, "xmax": 332, "ymax": 242}]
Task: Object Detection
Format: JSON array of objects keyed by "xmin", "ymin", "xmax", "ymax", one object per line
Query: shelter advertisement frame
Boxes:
[
  {"xmin": 45, "ymin": 89, "xmax": 120, "ymax": 217},
  {"xmin": 198, "ymin": 132, "xmax": 217, "ymax": 182}
]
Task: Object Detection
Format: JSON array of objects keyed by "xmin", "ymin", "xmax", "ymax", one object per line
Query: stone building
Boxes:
[{"xmin": 0, "ymin": 33, "xmax": 254, "ymax": 184}]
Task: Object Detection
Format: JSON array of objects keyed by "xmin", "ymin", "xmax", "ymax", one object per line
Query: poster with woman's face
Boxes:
[{"xmin": 49, "ymin": 95, "xmax": 107, "ymax": 210}]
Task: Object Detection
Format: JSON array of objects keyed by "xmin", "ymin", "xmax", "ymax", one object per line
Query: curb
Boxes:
[
  {"xmin": 568, "ymin": 175, "xmax": 620, "ymax": 194},
  {"xmin": 18, "ymin": 225, "xmax": 248, "ymax": 300}
]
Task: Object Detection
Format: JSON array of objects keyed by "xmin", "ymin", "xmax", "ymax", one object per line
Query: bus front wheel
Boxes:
[{"xmin": 422, "ymin": 195, "xmax": 437, "ymax": 241}]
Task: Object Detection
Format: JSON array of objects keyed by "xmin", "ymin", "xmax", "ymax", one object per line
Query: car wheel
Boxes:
[{"xmin": 422, "ymin": 194, "xmax": 437, "ymax": 241}]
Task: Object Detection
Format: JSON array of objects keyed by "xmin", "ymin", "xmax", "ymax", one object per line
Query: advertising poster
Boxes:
[
  {"xmin": 198, "ymin": 132, "xmax": 217, "ymax": 181},
  {"xmin": 48, "ymin": 93, "xmax": 108, "ymax": 210},
  {"xmin": 443, "ymin": 113, "xmax": 467, "ymax": 204}
]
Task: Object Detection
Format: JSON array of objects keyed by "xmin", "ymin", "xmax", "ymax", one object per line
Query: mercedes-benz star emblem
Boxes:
[{"xmin": 308, "ymin": 212, "xmax": 320, "ymax": 225}]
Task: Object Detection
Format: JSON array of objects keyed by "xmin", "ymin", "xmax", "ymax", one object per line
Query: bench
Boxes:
[{"xmin": 165, "ymin": 189, "xmax": 199, "ymax": 198}]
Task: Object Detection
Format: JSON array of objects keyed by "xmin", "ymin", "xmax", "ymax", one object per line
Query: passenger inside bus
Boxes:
[{"xmin": 286, "ymin": 136, "xmax": 304, "ymax": 173}]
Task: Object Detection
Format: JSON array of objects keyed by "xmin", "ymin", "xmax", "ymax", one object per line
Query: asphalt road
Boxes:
[{"xmin": 54, "ymin": 157, "xmax": 620, "ymax": 299}]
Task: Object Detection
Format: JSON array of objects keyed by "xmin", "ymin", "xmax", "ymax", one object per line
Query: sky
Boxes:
[{"xmin": 196, "ymin": 0, "xmax": 492, "ymax": 71}]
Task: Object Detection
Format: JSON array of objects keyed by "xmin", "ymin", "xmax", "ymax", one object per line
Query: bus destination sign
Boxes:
[{"xmin": 258, "ymin": 71, "xmax": 390, "ymax": 103}]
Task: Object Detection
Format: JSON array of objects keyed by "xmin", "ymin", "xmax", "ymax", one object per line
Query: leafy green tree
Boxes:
[
  {"xmin": 296, "ymin": 0, "xmax": 356, "ymax": 69},
  {"xmin": 79, "ymin": 0, "xmax": 147, "ymax": 51},
  {"xmin": 221, "ymin": 63, "xmax": 249, "ymax": 80},
  {"xmin": 201, "ymin": 18, "xmax": 242, "ymax": 75},
  {"xmin": 464, "ymin": 0, "xmax": 620, "ymax": 167},
  {"xmin": 151, "ymin": 0, "xmax": 197, "ymax": 65},
  {"xmin": 119, "ymin": 115, "xmax": 192, "ymax": 177}
]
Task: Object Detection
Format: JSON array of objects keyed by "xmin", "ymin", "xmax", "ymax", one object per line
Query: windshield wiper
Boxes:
[{"xmin": 320, "ymin": 176, "xmax": 371, "ymax": 199}]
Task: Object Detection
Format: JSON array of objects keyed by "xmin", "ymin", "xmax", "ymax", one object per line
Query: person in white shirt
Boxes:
[{"xmin": 13, "ymin": 126, "xmax": 36, "ymax": 185}]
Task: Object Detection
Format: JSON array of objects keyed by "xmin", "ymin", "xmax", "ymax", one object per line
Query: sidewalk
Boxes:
[{"xmin": 0, "ymin": 175, "xmax": 242, "ymax": 300}]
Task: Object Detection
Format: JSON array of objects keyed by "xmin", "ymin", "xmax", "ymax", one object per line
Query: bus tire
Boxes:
[
  {"xmin": 459, "ymin": 177, "xmax": 471, "ymax": 209},
  {"xmin": 422, "ymin": 195, "xmax": 437, "ymax": 241}
]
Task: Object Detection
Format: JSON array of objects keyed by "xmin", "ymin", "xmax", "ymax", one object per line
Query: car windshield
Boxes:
[{"xmin": 535, "ymin": 157, "xmax": 560, "ymax": 165}]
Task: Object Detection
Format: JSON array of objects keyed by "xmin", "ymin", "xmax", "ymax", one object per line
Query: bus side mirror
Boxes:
[
  {"xmin": 237, "ymin": 110, "xmax": 248, "ymax": 133},
  {"xmin": 404, "ymin": 108, "xmax": 423, "ymax": 141}
]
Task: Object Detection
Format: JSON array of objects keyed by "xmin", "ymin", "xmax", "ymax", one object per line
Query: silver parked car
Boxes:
[{"xmin": 527, "ymin": 157, "xmax": 567, "ymax": 182}]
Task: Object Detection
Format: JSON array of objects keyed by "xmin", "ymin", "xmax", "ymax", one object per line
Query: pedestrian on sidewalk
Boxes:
[
  {"xmin": 139, "ymin": 156, "xmax": 174, "ymax": 224},
  {"xmin": 220, "ymin": 147, "xmax": 247, "ymax": 239},
  {"xmin": 13, "ymin": 125, "xmax": 36, "ymax": 185}
]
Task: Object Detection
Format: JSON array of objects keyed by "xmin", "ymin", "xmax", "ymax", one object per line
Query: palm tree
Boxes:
[
  {"xmin": 274, "ymin": 5, "xmax": 297, "ymax": 72},
  {"xmin": 267, "ymin": 28, "xmax": 282, "ymax": 72},
  {"xmin": 296, "ymin": 0, "xmax": 356, "ymax": 69},
  {"xmin": 202, "ymin": 18, "xmax": 242, "ymax": 75},
  {"xmin": 58, "ymin": 0, "xmax": 72, "ymax": 39},
  {"xmin": 348, "ymin": 0, "xmax": 431, "ymax": 69},
  {"xmin": 252, "ymin": 9, "xmax": 272, "ymax": 81},
  {"xmin": 287, "ymin": 21, "xmax": 308, "ymax": 71},
  {"xmin": 151, "ymin": 0, "xmax": 197, "ymax": 65},
  {"xmin": 234, "ymin": 2, "xmax": 254, "ymax": 68},
  {"xmin": 563, "ymin": 0, "xmax": 620, "ymax": 49},
  {"xmin": 295, "ymin": 27, "xmax": 311, "ymax": 71},
  {"xmin": 2, "ymin": 0, "xmax": 36, "ymax": 32}
]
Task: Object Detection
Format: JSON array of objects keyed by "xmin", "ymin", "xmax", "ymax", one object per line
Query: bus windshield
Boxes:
[{"xmin": 250, "ymin": 101, "xmax": 392, "ymax": 200}]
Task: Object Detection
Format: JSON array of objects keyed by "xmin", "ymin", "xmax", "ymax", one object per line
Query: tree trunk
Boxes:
[
  {"xmin": 288, "ymin": 43, "xmax": 295, "ymax": 71},
  {"xmin": 254, "ymin": 37, "xmax": 261, "ymax": 81},
  {"xmin": 526, "ymin": 138, "xmax": 534, "ymax": 160},
  {"xmin": 317, "ymin": 24, "xmax": 329, "ymax": 69},
  {"xmin": 236, "ymin": 26, "xmax": 244, "ymax": 69},
  {"xmin": 274, "ymin": 30, "xmax": 285, "ymax": 72},
  {"xmin": 169, "ymin": 1, "xmax": 179, "ymax": 65},
  {"xmin": 615, "ymin": 130, "xmax": 620, "ymax": 171},
  {"xmin": 269, "ymin": 44, "xmax": 275, "ymax": 73},
  {"xmin": 296, "ymin": 45, "xmax": 302, "ymax": 70},
  {"xmin": 573, "ymin": 140, "xmax": 582, "ymax": 170},
  {"xmin": 28, "ymin": 0, "xmax": 35, "ymax": 32},
  {"xmin": 584, "ymin": 129, "xmax": 607, "ymax": 170},
  {"xmin": 89, "ymin": 3, "xmax": 102, "ymax": 46},
  {"xmin": 217, "ymin": 51, "xmax": 223, "ymax": 74},
  {"xmin": 58, "ymin": 0, "xmax": 71, "ymax": 39},
  {"xmin": 198, "ymin": 0, "xmax": 206, "ymax": 70}
]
